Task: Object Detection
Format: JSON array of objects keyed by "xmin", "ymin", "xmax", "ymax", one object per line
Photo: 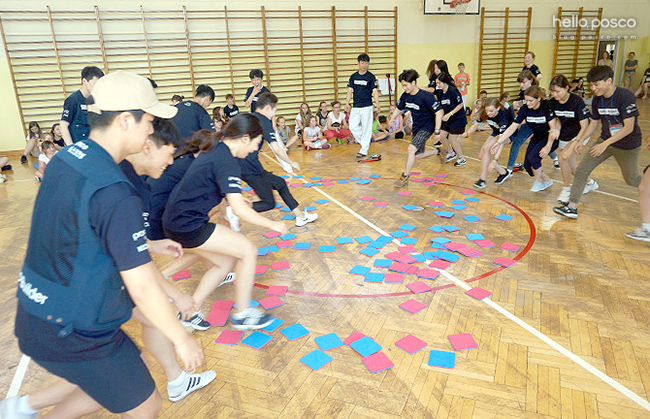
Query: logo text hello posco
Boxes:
[{"xmin": 553, "ymin": 15, "xmax": 637, "ymax": 31}]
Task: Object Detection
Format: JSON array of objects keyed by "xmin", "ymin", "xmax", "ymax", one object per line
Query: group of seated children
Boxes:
[{"xmin": 16, "ymin": 121, "xmax": 62, "ymax": 181}]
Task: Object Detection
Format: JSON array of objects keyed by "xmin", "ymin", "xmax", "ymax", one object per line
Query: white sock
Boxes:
[
  {"xmin": 168, "ymin": 371, "xmax": 187, "ymax": 387},
  {"xmin": 642, "ymin": 223, "xmax": 650, "ymax": 232},
  {"xmin": 17, "ymin": 396, "xmax": 38, "ymax": 415}
]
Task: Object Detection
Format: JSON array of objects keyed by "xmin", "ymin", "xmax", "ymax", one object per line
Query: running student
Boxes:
[
  {"xmin": 163, "ymin": 113, "xmax": 281, "ymax": 330},
  {"xmin": 172, "ymin": 84, "xmax": 215, "ymax": 139},
  {"xmin": 390, "ymin": 69, "xmax": 443, "ymax": 187},
  {"xmin": 242, "ymin": 92, "xmax": 320, "ymax": 226},
  {"xmin": 224, "ymin": 93, "xmax": 240, "ymax": 119},
  {"xmin": 346, "ymin": 53, "xmax": 380, "ymax": 158},
  {"xmin": 491, "ymin": 85, "xmax": 560, "ymax": 192},
  {"xmin": 625, "ymin": 154, "xmax": 650, "ymax": 242},
  {"xmin": 8, "ymin": 71, "xmax": 210, "ymax": 419},
  {"xmin": 464, "ymin": 97, "xmax": 515, "ymax": 188},
  {"xmin": 436, "ymin": 72, "xmax": 468, "ymax": 166},
  {"xmin": 555, "ymin": 65, "xmax": 643, "ymax": 219},
  {"xmin": 548, "ymin": 75, "xmax": 598, "ymax": 204},
  {"xmin": 244, "ymin": 69, "xmax": 270, "ymax": 112},
  {"xmin": 324, "ymin": 101, "xmax": 352, "ymax": 143},
  {"xmin": 60, "ymin": 66, "xmax": 104, "ymax": 146}
]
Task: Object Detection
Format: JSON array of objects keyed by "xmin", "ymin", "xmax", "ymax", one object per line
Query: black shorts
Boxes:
[
  {"xmin": 411, "ymin": 130, "xmax": 432, "ymax": 155},
  {"xmin": 644, "ymin": 164, "xmax": 650, "ymax": 174},
  {"xmin": 164, "ymin": 222, "xmax": 216, "ymax": 248},
  {"xmin": 33, "ymin": 335, "xmax": 155, "ymax": 414},
  {"xmin": 441, "ymin": 123, "xmax": 465, "ymax": 135}
]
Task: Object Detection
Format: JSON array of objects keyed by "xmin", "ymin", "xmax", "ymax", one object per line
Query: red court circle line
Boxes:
[{"xmin": 254, "ymin": 181, "xmax": 536, "ymax": 298}]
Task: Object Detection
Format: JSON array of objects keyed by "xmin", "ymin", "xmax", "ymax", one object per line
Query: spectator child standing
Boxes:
[
  {"xmin": 454, "ymin": 63, "xmax": 471, "ymax": 109},
  {"xmin": 244, "ymin": 69, "xmax": 270, "ymax": 112}
]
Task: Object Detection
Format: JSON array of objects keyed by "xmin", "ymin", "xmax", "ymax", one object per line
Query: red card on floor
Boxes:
[
  {"xmin": 430, "ymin": 201, "xmax": 444, "ymax": 207},
  {"xmin": 493, "ymin": 257, "xmax": 516, "ymax": 267},
  {"xmin": 384, "ymin": 273, "xmax": 405, "ymax": 283},
  {"xmin": 259, "ymin": 296, "xmax": 284, "ymax": 309},
  {"xmin": 416, "ymin": 268, "xmax": 439, "ymax": 280},
  {"xmin": 500, "ymin": 242, "xmax": 520, "ymax": 252},
  {"xmin": 206, "ymin": 310, "xmax": 230, "ymax": 326},
  {"xmin": 362, "ymin": 351, "xmax": 394, "ymax": 373},
  {"xmin": 263, "ymin": 231, "xmax": 281, "ymax": 239},
  {"xmin": 465, "ymin": 287, "xmax": 492, "ymax": 300},
  {"xmin": 395, "ymin": 334, "xmax": 427, "ymax": 354},
  {"xmin": 266, "ymin": 285, "xmax": 288, "ymax": 296},
  {"xmin": 271, "ymin": 261, "xmax": 290, "ymax": 271},
  {"xmin": 215, "ymin": 330, "xmax": 244, "ymax": 345},
  {"xmin": 255, "ymin": 265, "xmax": 268, "ymax": 275},
  {"xmin": 360, "ymin": 196, "xmax": 375, "ymax": 202},
  {"xmin": 459, "ymin": 247, "xmax": 483, "ymax": 257},
  {"xmin": 388, "ymin": 262, "xmax": 410, "ymax": 273},
  {"xmin": 406, "ymin": 281, "xmax": 432, "ymax": 294},
  {"xmin": 171, "ymin": 270, "xmax": 191, "ymax": 281},
  {"xmin": 399, "ymin": 299, "xmax": 427, "ymax": 314},
  {"xmin": 444, "ymin": 242, "xmax": 466, "ymax": 251},
  {"xmin": 475, "ymin": 239, "xmax": 496, "ymax": 248},
  {"xmin": 211, "ymin": 300, "xmax": 235, "ymax": 311},
  {"xmin": 448, "ymin": 333, "xmax": 478, "ymax": 350},
  {"xmin": 276, "ymin": 240, "xmax": 293, "ymax": 248},
  {"xmin": 428, "ymin": 259, "xmax": 451, "ymax": 270},
  {"xmin": 405, "ymin": 265, "xmax": 419, "ymax": 274},
  {"xmin": 398, "ymin": 245, "xmax": 417, "ymax": 254},
  {"xmin": 344, "ymin": 331, "xmax": 366, "ymax": 346},
  {"xmin": 397, "ymin": 191, "xmax": 412, "ymax": 196},
  {"xmin": 385, "ymin": 252, "xmax": 417, "ymax": 264},
  {"xmin": 374, "ymin": 201, "xmax": 388, "ymax": 207}
]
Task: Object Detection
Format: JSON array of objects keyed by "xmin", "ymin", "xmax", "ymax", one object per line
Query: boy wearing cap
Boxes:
[
  {"xmin": 345, "ymin": 53, "xmax": 380, "ymax": 158},
  {"xmin": 6, "ymin": 71, "xmax": 213, "ymax": 418}
]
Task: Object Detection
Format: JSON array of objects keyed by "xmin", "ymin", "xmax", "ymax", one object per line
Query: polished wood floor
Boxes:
[{"xmin": 1, "ymin": 99, "xmax": 650, "ymax": 418}]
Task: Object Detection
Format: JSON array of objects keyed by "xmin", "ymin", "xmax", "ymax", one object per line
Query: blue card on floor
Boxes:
[
  {"xmin": 495, "ymin": 214, "xmax": 514, "ymax": 221},
  {"xmin": 451, "ymin": 200, "xmax": 465, "ymax": 205},
  {"xmin": 241, "ymin": 331, "xmax": 273, "ymax": 349},
  {"xmin": 450, "ymin": 205, "xmax": 467, "ymax": 211},
  {"xmin": 390, "ymin": 230, "xmax": 408, "ymax": 238},
  {"xmin": 432, "ymin": 237, "xmax": 451, "ymax": 244},
  {"xmin": 300, "ymin": 350, "xmax": 333, "ymax": 370},
  {"xmin": 430, "ymin": 242, "xmax": 447, "ymax": 250},
  {"xmin": 233, "ymin": 299, "xmax": 259, "ymax": 309},
  {"xmin": 350, "ymin": 336, "xmax": 382, "ymax": 357},
  {"xmin": 267, "ymin": 245, "xmax": 279, "ymax": 253},
  {"xmin": 355, "ymin": 236, "xmax": 372, "ymax": 244},
  {"xmin": 401, "ymin": 237, "xmax": 417, "ymax": 245},
  {"xmin": 399, "ymin": 224, "xmax": 416, "ymax": 231},
  {"xmin": 350, "ymin": 265, "xmax": 371, "ymax": 276},
  {"xmin": 428, "ymin": 225, "xmax": 445, "ymax": 233},
  {"xmin": 410, "ymin": 253, "xmax": 426, "ymax": 262},
  {"xmin": 359, "ymin": 247, "xmax": 380, "ymax": 257},
  {"xmin": 337, "ymin": 180, "xmax": 349, "ymax": 184},
  {"xmin": 281, "ymin": 233, "xmax": 297, "ymax": 240},
  {"xmin": 464, "ymin": 216, "xmax": 481, "ymax": 222},
  {"xmin": 293, "ymin": 242, "xmax": 311, "ymax": 250},
  {"xmin": 442, "ymin": 225, "xmax": 460, "ymax": 232},
  {"xmin": 435, "ymin": 211, "xmax": 454, "ymax": 218},
  {"xmin": 349, "ymin": 177, "xmax": 361, "ymax": 181},
  {"xmin": 315, "ymin": 199, "xmax": 329, "ymax": 204},
  {"xmin": 374, "ymin": 258, "xmax": 392, "ymax": 267},
  {"xmin": 364, "ymin": 272, "xmax": 384, "ymax": 282},
  {"xmin": 281, "ymin": 214, "xmax": 296, "ymax": 220},
  {"xmin": 281, "ymin": 323, "xmax": 310, "ymax": 341},
  {"xmin": 369, "ymin": 174, "xmax": 381, "ymax": 178},
  {"xmin": 466, "ymin": 233, "xmax": 484, "ymax": 241},
  {"xmin": 367, "ymin": 241, "xmax": 387, "ymax": 249},
  {"xmin": 310, "ymin": 176, "xmax": 322, "ymax": 180},
  {"xmin": 262, "ymin": 318, "xmax": 284, "ymax": 332},
  {"xmin": 377, "ymin": 235, "xmax": 393, "ymax": 243},
  {"xmin": 337, "ymin": 237, "xmax": 353, "ymax": 244},
  {"xmin": 319, "ymin": 245, "xmax": 335, "ymax": 253},
  {"xmin": 465, "ymin": 197, "xmax": 480, "ymax": 203},
  {"xmin": 258, "ymin": 247, "xmax": 270, "ymax": 256},
  {"xmin": 314, "ymin": 333, "xmax": 344, "ymax": 351},
  {"xmin": 304, "ymin": 206, "xmax": 317, "ymax": 211},
  {"xmin": 357, "ymin": 179, "xmax": 371, "ymax": 185},
  {"xmin": 428, "ymin": 349, "xmax": 456, "ymax": 369},
  {"xmin": 431, "ymin": 250, "xmax": 460, "ymax": 263}
]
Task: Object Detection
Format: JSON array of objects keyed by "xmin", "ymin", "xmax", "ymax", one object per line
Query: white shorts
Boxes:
[{"xmin": 559, "ymin": 136, "xmax": 590, "ymax": 150}]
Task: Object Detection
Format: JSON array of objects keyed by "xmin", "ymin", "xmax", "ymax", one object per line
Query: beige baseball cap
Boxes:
[{"xmin": 87, "ymin": 70, "xmax": 177, "ymax": 119}]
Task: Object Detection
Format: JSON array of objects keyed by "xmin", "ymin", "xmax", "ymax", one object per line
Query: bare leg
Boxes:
[
  {"xmin": 160, "ymin": 253, "xmax": 202, "ymax": 278},
  {"xmin": 479, "ymin": 137, "xmax": 498, "ymax": 180},
  {"xmin": 182, "ymin": 252, "xmax": 237, "ymax": 308},
  {"xmin": 639, "ymin": 169, "xmax": 650, "ymax": 224},
  {"xmin": 132, "ymin": 308, "xmax": 183, "ymax": 382},
  {"xmin": 404, "ymin": 144, "xmax": 418, "ymax": 175},
  {"xmin": 0, "ymin": 157, "xmax": 9, "ymax": 167},
  {"xmin": 120, "ymin": 389, "xmax": 162, "ymax": 419},
  {"xmin": 448, "ymin": 133, "xmax": 464, "ymax": 159},
  {"xmin": 23, "ymin": 138, "xmax": 37, "ymax": 157},
  {"xmin": 41, "ymin": 387, "xmax": 104, "ymax": 419}
]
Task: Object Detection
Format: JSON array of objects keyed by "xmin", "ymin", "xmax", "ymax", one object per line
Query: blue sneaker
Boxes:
[{"xmin": 230, "ymin": 308, "xmax": 274, "ymax": 330}]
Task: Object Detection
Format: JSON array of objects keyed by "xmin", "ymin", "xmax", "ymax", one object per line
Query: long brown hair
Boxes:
[
  {"xmin": 524, "ymin": 85, "xmax": 545, "ymax": 99},
  {"xmin": 426, "ymin": 59, "xmax": 438, "ymax": 80},
  {"xmin": 478, "ymin": 97, "xmax": 504, "ymax": 122},
  {"xmin": 200, "ymin": 113, "xmax": 263, "ymax": 153},
  {"xmin": 28, "ymin": 121, "xmax": 42, "ymax": 139}
]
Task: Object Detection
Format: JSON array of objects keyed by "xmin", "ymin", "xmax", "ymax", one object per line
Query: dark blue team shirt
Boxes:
[
  {"xmin": 61, "ymin": 90, "xmax": 90, "ymax": 143},
  {"xmin": 146, "ymin": 153, "xmax": 195, "ymax": 240},
  {"xmin": 244, "ymin": 86, "xmax": 270, "ymax": 112},
  {"xmin": 164, "ymin": 142, "xmax": 243, "ymax": 233},
  {"xmin": 438, "ymin": 85, "xmax": 467, "ymax": 128},
  {"xmin": 171, "ymin": 100, "xmax": 214, "ymax": 139},
  {"xmin": 224, "ymin": 104, "xmax": 240, "ymax": 119},
  {"xmin": 119, "ymin": 160, "xmax": 152, "ymax": 236},
  {"xmin": 240, "ymin": 112, "xmax": 277, "ymax": 176},
  {"xmin": 523, "ymin": 64, "xmax": 542, "ymax": 78},
  {"xmin": 514, "ymin": 100, "xmax": 555, "ymax": 142},
  {"xmin": 549, "ymin": 94, "xmax": 591, "ymax": 141},
  {"xmin": 591, "ymin": 87, "xmax": 642, "ymax": 149},
  {"xmin": 348, "ymin": 71, "xmax": 377, "ymax": 108},
  {"xmin": 396, "ymin": 89, "xmax": 441, "ymax": 134},
  {"xmin": 487, "ymin": 107, "xmax": 515, "ymax": 137}
]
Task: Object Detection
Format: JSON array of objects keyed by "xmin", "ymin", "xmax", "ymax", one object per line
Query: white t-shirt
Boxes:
[
  {"xmin": 295, "ymin": 114, "xmax": 303, "ymax": 134},
  {"xmin": 327, "ymin": 112, "xmax": 345, "ymax": 126},
  {"xmin": 303, "ymin": 126, "xmax": 321, "ymax": 139},
  {"xmin": 39, "ymin": 152, "xmax": 52, "ymax": 165}
]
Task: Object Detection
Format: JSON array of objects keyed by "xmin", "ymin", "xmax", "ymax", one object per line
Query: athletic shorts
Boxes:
[
  {"xmin": 411, "ymin": 130, "xmax": 432, "ymax": 155},
  {"xmin": 441, "ymin": 123, "xmax": 465, "ymax": 135},
  {"xmin": 165, "ymin": 222, "xmax": 216, "ymax": 249},
  {"xmin": 559, "ymin": 136, "xmax": 590, "ymax": 150},
  {"xmin": 33, "ymin": 335, "xmax": 155, "ymax": 414},
  {"xmin": 644, "ymin": 164, "xmax": 649, "ymax": 174}
]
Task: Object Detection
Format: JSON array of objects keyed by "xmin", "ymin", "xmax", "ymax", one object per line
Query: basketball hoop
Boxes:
[{"xmin": 450, "ymin": 0, "xmax": 472, "ymax": 15}]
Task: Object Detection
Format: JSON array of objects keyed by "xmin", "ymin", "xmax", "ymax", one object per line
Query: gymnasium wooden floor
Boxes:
[{"xmin": 1, "ymin": 100, "xmax": 650, "ymax": 418}]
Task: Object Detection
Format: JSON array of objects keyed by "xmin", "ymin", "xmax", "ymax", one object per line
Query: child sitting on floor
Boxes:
[
  {"xmin": 277, "ymin": 116, "xmax": 300, "ymax": 150},
  {"xmin": 303, "ymin": 115, "xmax": 330, "ymax": 150},
  {"xmin": 372, "ymin": 115, "xmax": 391, "ymax": 142},
  {"xmin": 35, "ymin": 140, "xmax": 56, "ymax": 181}
]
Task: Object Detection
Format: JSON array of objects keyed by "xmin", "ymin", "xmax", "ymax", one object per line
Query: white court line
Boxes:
[
  {"xmin": 6, "ymin": 355, "xmax": 30, "ymax": 399},
  {"xmin": 262, "ymin": 152, "xmax": 650, "ymax": 412},
  {"xmin": 395, "ymin": 137, "xmax": 640, "ymax": 203}
]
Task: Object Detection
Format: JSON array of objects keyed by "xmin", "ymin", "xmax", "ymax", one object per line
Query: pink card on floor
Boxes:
[
  {"xmin": 263, "ymin": 231, "xmax": 281, "ymax": 239},
  {"xmin": 360, "ymin": 196, "xmax": 375, "ymax": 202},
  {"xmin": 405, "ymin": 265, "xmax": 419, "ymax": 274},
  {"xmin": 374, "ymin": 201, "xmax": 388, "ymax": 207},
  {"xmin": 444, "ymin": 242, "xmax": 466, "ymax": 251},
  {"xmin": 475, "ymin": 239, "xmax": 496, "ymax": 248},
  {"xmin": 259, "ymin": 296, "xmax": 284, "ymax": 309},
  {"xmin": 210, "ymin": 300, "xmax": 235, "ymax": 311},
  {"xmin": 459, "ymin": 247, "xmax": 483, "ymax": 257},
  {"xmin": 276, "ymin": 240, "xmax": 293, "ymax": 248},
  {"xmin": 397, "ymin": 191, "xmax": 412, "ymax": 196},
  {"xmin": 266, "ymin": 285, "xmax": 288, "ymax": 296},
  {"xmin": 465, "ymin": 287, "xmax": 492, "ymax": 300},
  {"xmin": 430, "ymin": 201, "xmax": 444, "ymax": 207},
  {"xmin": 410, "ymin": 171, "xmax": 421, "ymax": 175},
  {"xmin": 406, "ymin": 281, "xmax": 432, "ymax": 294},
  {"xmin": 362, "ymin": 352, "xmax": 394, "ymax": 373},
  {"xmin": 448, "ymin": 333, "xmax": 478, "ymax": 350},
  {"xmin": 344, "ymin": 331, "xmax": 366, "ymax": 346},
  {"xmin": 493, "ymin": 257, "xmax": 516, "ymax": 267},
  {"xmin": 271, "ymin": 261, "xmax": 290, "ymax": 271},
  {"xmin": 171, "ymin": 270, "xmax": 191, "ymax": 281},
  {"xmin": 388, "ymin": 262, "xmax": 411, "ymax": 273},
  {"xmin": 415, "ymin": 268, "xmax": 439, "ymax": 280},
  {"xmin": 399, "ymin": 299, "xmax": 427, "ymax": 314},
  {"xmin": 428, "ymin": 259, "xmax": 451, "ymax": 270},
  {"xmin": 393, "ymin": 254, "xmax": 417, "ymax": 264},
  {"xmin": 214, "ymin": 330, "xmax": 244, "ymax": 345},
  {"xmin": 398, "ymin": 245, "xmax": 417, "ymax": 254},
  {"xmin": 500, "ymin": 242, "xmax": 520, "ymax": 252},
  {"xmin": 384, "ymin": 273, "xmax": 405, "ymax": 283},
  {"xmin": 395, "ymin": 334, "xmax": 427, "ymax": 354},
  {"xmin": 206, "ymin": 309, "xmax": 230, "ymax": 326},
  {"xmin": 255, "ymin": 265, "xmax": 268, "ymax": 275}
]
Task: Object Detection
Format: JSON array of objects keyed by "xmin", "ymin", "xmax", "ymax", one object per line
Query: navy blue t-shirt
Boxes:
[
  {"xmin": 147, "ymin": 153, "xmax": 194, "ymax": 240},
  {"xmin": 224, "ymin": 104, "xmax": 240, "ymax": 119},
  {"xmin": 549, "ymin": 94, "xmax": 591, "ymax": 141},
  {"xmin": 61, "ymin": 90, "xmax": 90, "ymax": 143},
  {"xmin": 428, "ymin": 74, "xmax": 438, "ymax": 89},
  {"xmin": 15, "ymin": 140, "xmax": 151, "ymax": 362},
  {"xmin": 487, "ymin": 107, "xmax": 515, "ymax": 137},
  {"xmin": 514, "ymin": 100, "xmax": 555, "ymax": 142},
  {"xmin": 348, "ymin": 71, "xmax": 377, "ymax": 108},
  {"xmin": 164, "ymin": 142, "xmax": 243, "ymax": 233},
  {"xmin": 523, "ymin": 64, "xmax": 542, "ymax": 78},
  {"xmin": 244, "ymin": 86, "xmax": 270, "ymax": 112},
  {"xmin": 591, "ymin": 87, "xmax": 642, "ymax": 150},
  {"xmin": 119, "ymin": 160, "xmax": 151, "ymax": 236},
  {"xmin": 438, "ymin": 85, "xmax": 467, "ymax": 128},
  {"xmin": 171, "ymin": 100, "xmax": 214, "ymax": 139},
  {"xmin": 240, "ymin": 112, "xmax": 277, "ymax": 176},
  {"xmin": 396, "ymin": 89, "xmax": 441, "ymax": 134}
]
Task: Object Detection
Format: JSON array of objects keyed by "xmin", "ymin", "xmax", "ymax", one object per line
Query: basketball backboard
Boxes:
[{"xmin": 423, "ymin": 0, "xmax": 480, "ymax": 15}]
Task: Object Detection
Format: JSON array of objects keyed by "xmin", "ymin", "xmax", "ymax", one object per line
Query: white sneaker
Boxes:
[
  {"xmin": 530, "ymin": 180, "xmax": 553, "ymax": 192},
  {"xmin": 218, "ymin": 272, "xmax": 236, "ymax": 288},
  {"xmin": 583, "ymin": 179, "xmax": 599, "ymax": 194},
  {"xmin": 179, "ymin": 311, "xmax": 210, "ymax": 331},
  {"xmin": 445, "ymin": 151, "xmax": 457, "ymax": 163},
  {"xmin": 0, "ymin": 397, "xmax": 37, "ymax": 419},
  {"xmin": 625, "ymin": 227, "xmax": 650, "ymax": 242},
  {"xmin": 168, "ymin": 370, "xmax": 217, "ymax": 402},
  {"xmin": 226, "ymin": 206, "xmax": 240, "ymax": 232},
  {"xmin": 557, "ymin": 186, "xmax": 571, "ymax": 203},
  {"xmin": 296, "ymin": 210, "xmax": 318, "ymax": 227}
]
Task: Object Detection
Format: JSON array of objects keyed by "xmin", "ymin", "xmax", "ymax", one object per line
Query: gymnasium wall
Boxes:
[{"xmin": 1, "ymin": 0, "xmax": 648, "ymax": 152}]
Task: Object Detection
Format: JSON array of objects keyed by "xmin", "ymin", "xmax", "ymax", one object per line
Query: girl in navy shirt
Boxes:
[
  {"xmin": 548, "ymin": 75, "xmax": 597, "ymax": 203},
  {"xmin": 492, "ymin": 86, "xmax": 560, "ymax": 192},
  {"xmin": 163, "ymin": 114, "xmax": 285, "ymax": 330},
  {"xmin": 436, "ymin": 73, "xmax": 467, "ymax": 166}
]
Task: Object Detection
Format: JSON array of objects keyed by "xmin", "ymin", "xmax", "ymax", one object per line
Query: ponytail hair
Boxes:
[
  {"xmin": 436, "ymin": 72, "xmax": 454, "ymax": 86},
  {"xmin": 178, "ymin": 129, "xmax": 213, "ymax": 157},
  {"xmin": 200, "ymin": 113, "xmax": 263, "ymax": 153},
  {"xmin": 524, "ymin": 85, "xmax": 545, "ymax": 100}
]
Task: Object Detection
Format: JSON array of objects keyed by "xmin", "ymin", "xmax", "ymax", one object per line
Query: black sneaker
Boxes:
[
  {"xmin": 511, "ymin": 163, "xmax": 523, "ymax": 172},
  {"xmin": 494, "ymin": 169, "xmax": 513, "ymax": 185},
  {"xmin": 553, "ymin": 204, "xmax": 578, "ymax": 219},
  {"xmin": 179, "ymin": 312, "xmax": 210, "ymax": 331},
  {"xmin": 1, "ymin": 165, "xmax": 12, "ymax": 171},
  {"xmin": 20, "ymin": 155, "xmax": 27, "ymax": 164},
  {"xmin": 473, "ymin": 179, "xmax": 486, "ymax": 189}
]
